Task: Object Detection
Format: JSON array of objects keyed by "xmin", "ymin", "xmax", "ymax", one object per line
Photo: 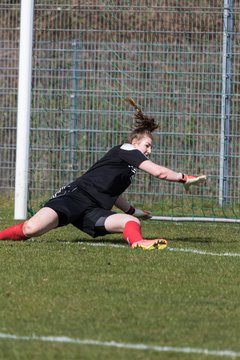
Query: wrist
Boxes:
[
  {"xmin": 179, "ymin": 173, "xmax": 187, "ymax": 183},
  {"xmin": 125, "ymin": 205, "xmax": 135, "ymax": 215}
]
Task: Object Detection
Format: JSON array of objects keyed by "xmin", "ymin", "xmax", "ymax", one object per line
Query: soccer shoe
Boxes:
[
  {"xmin": 184, "ymin": 175, "xmax": 207, "ymax": 191},
  {"xmin": 131, "ymin": 238, "xmax": 168, "ymax": 250}
]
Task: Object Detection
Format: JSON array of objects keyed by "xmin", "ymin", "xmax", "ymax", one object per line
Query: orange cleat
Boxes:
[{"xmin": 131, "ymin": 238, "xmax": 168, "ymax": 250}]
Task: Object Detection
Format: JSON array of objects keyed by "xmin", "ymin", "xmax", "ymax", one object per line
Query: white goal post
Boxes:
[{"xmin": 14, "ymin": 0, "xmax": 34, "ymax": 220}]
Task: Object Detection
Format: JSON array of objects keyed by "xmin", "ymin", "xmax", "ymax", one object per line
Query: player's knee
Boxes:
[
  {"xmin": 124, "ymin": 215, "xmax": 140, "ymax": 226},
  {"xmin": 23, "ymin": 221, "xmax": 37, "ymax": 237}
]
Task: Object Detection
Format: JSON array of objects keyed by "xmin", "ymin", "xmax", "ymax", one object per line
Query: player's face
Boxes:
[{"xmin": 132, "ymin": 136, "xmax": 153, "ymax": 157}]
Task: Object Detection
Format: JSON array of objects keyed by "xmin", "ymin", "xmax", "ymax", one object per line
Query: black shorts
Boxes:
[{"xmin": 43, "ymin": 184, "xmax": 116, "ymax": 238}]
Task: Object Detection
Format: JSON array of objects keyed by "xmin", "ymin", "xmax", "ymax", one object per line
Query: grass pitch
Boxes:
[{"xmin": 0, "ymin": 207, "xmax": 240, "ymax": 360}]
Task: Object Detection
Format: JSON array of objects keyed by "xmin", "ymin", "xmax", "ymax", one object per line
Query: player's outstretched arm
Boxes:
[{"xmin": 139, "ymin": 160, "xmax": 206, "ymax": 190}]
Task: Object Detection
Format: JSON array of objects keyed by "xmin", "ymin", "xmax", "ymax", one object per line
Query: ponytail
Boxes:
[{"xmin": 126, "ymin": 97, "xmax": 159, "ymax": 142}]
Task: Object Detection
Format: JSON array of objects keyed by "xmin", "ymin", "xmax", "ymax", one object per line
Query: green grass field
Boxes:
[{"xmin": 0, "ymin": 206, "xmax": 240, "ymax": 360}]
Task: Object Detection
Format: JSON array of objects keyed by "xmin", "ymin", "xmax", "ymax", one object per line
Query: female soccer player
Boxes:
[{"xmin": 0, "ymin": 99, "xmax": 206, "ymax": 250}]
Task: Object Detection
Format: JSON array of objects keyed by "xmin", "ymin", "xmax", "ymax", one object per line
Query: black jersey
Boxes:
[{"xmin": 72, "ymin": 144, "xmax": 148, "ymax": 209}]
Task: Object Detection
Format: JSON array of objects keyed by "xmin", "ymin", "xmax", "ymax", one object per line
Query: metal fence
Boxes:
[{"xmin": 1, "ymin": 0, "xmax": 240, "ymax": 220}]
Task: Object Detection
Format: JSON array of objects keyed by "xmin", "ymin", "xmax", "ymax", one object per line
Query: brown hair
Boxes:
[{"xmin": 126, "ymin": 98, "xmax": 159, "ymax": 143}]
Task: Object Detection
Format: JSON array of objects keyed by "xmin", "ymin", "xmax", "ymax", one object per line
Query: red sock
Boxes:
[
  {"xmin": 0, "ymin": 222, "xmax": 28, "ymax": 241},
  {"xmin": 123, "ymin": 221, "xmax": 143, "ymax": 245}
]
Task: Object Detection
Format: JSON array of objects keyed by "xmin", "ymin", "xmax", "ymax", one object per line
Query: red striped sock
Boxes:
[
  {"xmin": 123, "ymin": 221, "xmax": 143, "ymax": 245},
  {"xmin": 0, "ymin": 222, "xmax": 28, "ymax": 240}
]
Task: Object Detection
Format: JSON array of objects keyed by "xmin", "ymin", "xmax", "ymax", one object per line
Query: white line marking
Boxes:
[
  {"xmin": 72, "ymin": 241, "xmax": 125, "ymax": 248},
  {"xmin": 0, "ymin": 333, "xmax": 239, "ymax": 358},
  {"xmin": 167, "ymin": 247, "xmax": 240, "ymax": 257},
  {"xmin": 71, "ymin": 241, "xmax": 240, "ymax": 258}
]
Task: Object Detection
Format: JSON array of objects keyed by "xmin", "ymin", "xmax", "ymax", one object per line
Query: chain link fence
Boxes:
[{"xmin": 1, "ymin": 1, "xmax": 240, "ymax": 219}]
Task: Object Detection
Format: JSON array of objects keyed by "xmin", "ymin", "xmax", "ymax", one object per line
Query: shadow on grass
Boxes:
[
  {"xmin": 60, "ymin": 237, "xmax": 221, "ymax": 246},
  {"xmin": 170, "ymin": 237, "xmax": 237, "ymax": 244},
  {"xmin": 60, "ymin": 237, "xmax": 217, "ymax": 246}
]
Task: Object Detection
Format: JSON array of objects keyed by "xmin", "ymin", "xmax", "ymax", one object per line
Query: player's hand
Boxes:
[
  {"xmin": 180, "ymin": 174, "xmax": 207, "ymax": 191},
  {"xmin": 133, "ymin": 208, "xmax": 152, "ymax": 220},
  {"xmin": 125, "ymin": 205, "xmax": 152, "ymax": 220}
]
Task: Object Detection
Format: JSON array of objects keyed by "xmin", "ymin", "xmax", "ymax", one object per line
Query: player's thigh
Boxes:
[
  {"xmin": 24, "ymin": 207, "xmax": 59, "ymax": 236},
  {"xmin": 104, "ymin": 213, "xmax": 140, "ymax": 233}
]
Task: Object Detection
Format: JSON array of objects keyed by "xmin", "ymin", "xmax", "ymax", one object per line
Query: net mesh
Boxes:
[{"xmin": 1, "ymin": 1, "xmax": 240, "ymax": 219}]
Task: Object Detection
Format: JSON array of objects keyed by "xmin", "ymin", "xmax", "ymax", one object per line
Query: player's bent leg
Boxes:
[
  {"xmin": 23, "ymin": 207, "xmax": 59, "ymax": 238},
  {"xmin": 104, "ymin": 214, "xmax": 167, "ymax": 250}
]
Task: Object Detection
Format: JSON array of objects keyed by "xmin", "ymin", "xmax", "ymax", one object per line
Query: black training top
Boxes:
[{"xmin": 72, "ymin": 144, "xmax": 148, "ymax": 209}]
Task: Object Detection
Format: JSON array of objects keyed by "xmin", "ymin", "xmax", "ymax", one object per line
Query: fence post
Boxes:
[
  {"xmin": 219, "ymin": 0, "xmax": 233, "ymax": 206},
  {"xmin": 70, "ymin": 41, "xmax": 78, "ymax": 180},
  {"xmin": 14, "ymin": 0, "xmax": 34, "ymax": 219}
]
